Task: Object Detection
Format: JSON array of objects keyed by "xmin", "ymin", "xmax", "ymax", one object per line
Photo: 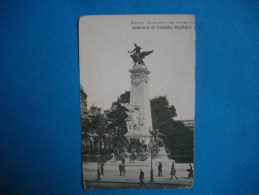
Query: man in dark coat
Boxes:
[
  {"xmin": 100, "ymin": 162, "xmax": 104, "ymax": 176},
  {"xmin": 139, "ymin": 169, "xmax": 145, "ymax": 187},
  {"xmin": 119, "ymin": 163, "xmax": 123, "ymax": 176},
  {"xmin": 170, "ymin": 161, "xmax": 177, "ymax": 180},
  {"xmin": 158, "ymin": 161, "xmax": 163, "ymax": 177},
  {"xmin": 121, "ymin": 159, "xmax": 126, "ymax": 176},
  {"xmin": 187, "ymin": 164, "xmax": 193, "ymax": 179}
]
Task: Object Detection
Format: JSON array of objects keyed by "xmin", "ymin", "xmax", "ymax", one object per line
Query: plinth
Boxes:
[{"xmin": 125, "ymin": 64, "xmax": 152, "ymax": 144}]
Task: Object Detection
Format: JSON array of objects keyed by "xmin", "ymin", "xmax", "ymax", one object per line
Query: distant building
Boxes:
[
  {"xmin": 80, "ymin": 84, "xmax": 88, "ymax": 118},
  {"xmin": 80, "ymin": 85, "xmax": 113, "ymax": 153},
  {"xmin": 177, "ymin": 120, "xmax": 195, "ymax": 131},
  {"xmin": 85, "ymin": 105, "xmax": 111, "ymax": 151},
  {"xmin": 103, "ymin": 110, "xmax": 110, "ymax": 118},
  {"xmin": 80, "ymin": 85, "xmax": 89, "ymax": 154},
  {"xmin": 89, "ymin": 105, "xmax": 102, "ymax": 116}
]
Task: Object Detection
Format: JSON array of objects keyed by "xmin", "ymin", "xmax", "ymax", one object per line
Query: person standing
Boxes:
[
  {"xmin": 100, "ymin": 162, "xmax": 104, "ymax": 176},
  {"xmin": 170, "ymin": 161, "xmax": 178, "ymax": 180},
  {"xmin": 121, "ymin": 159, "xmax": 126, "ymax": 176},
  {"xmin": 119, "ymin": 163, "xmax": 123, "ymax": 176},
  {"xmin": 187, "ymin": 164, "xmax": 193, "ymax": 179},
  {"xmin": 158, "ymin": 161, "xmax": 163, "ymax": 177},
  {"xmin": 122, "ymin": 163, "xmax": 126, "ymax": 176},
  {"xmin": 139, "ymin": 169, "xmax": 145, "ymax": 187}
]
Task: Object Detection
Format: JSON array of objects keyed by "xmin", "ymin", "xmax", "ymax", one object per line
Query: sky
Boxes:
[{"xmin": 79, "ymin": 15, "xmax": 195, "ymax": 120}]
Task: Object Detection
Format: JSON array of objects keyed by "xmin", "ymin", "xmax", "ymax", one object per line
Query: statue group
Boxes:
[
  {"xmin": 128, "ymin": 43, "xmax": 153, "ymax": 65},
  {"xmin": 121, "ymin": 103, "xmax": 145, "ymax": 132},
  {"xmin": 121, "ymin": 103, "xmax": 149, "ymax": 161}
]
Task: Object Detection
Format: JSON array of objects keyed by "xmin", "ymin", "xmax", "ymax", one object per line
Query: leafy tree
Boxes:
[
  {"xmin": 106, "ymin": 91, "xmax": 130, "ymax": 152},
  {"xmin": 82, "ymin": 111, "xmax": 110, "ymax": 154},
  {"xmin": 150, "ymin": 96, "xmax": 194, "ymax": 162},
  {"xmin": 117, "ymin": 91, "xmax": 130, "ymax": 104},
  {"xmin": 84, "ymin": 114, "xmax": 106, "ymax": 154},
  {"xmin": 151, "ymin": 96, "xmax": 177, "ymax": 136},
  {"xmin": 166, "ymin": 120, "xmax": 194, "ymax": 161},
  {"xmin": 81, "ymin": 113, "xmax": 94, "ymax": 153}
]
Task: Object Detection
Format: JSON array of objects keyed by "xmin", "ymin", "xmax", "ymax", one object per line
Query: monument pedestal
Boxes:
[
  {"xmin": 125, "ymin": 64, "xmax": 152, "ymax": 145},
  {"xmin": 125, "ymin": 131, "xmax": 151, "ymax": 145}
]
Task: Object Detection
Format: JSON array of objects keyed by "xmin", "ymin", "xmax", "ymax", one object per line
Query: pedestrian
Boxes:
[
  {"xmin": 119, "ymin": 163, "xmax": 123, "ymax": 176},
  {"xmin": 100, "ymin": 162, "xmax": 104, "ymax": 176},
  {"xmin": 187, "ymin": 164, "xmax": 193, "ymax": 179},
  {"xmin": 170, "ymin": 161, "xmax": 178, "ymax": 180},
  {"xmin": 139, "ymin": 169, "xmax": 145, "ymax": 187},
  {"xmin": 158, "ymin": 161, "xmax": 163, "ymax": 177},
  {"xmin": 122, "ymin": 163, "xmax": 126, "ymax": 176}
]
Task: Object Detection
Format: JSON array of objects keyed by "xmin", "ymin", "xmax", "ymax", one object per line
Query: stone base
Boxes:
[
  {"xmin": 106, "ymin": 146, "xmax": 170, "ymax": 167},
  {"xmin": 106, "ymin": 156, "xmax": 171, "ymax": 167},
  {"xmin": 107, "ymin": 156, "xmax": 151, "ymax": 166},
  {"xmin": 125, "ymin": 131, "xmax": 151, "ymax": 145}
]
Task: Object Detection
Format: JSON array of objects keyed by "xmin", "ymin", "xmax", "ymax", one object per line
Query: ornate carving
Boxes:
[
  {"xmin": 131, "ymin": 72, "xmax": 149, "ymax": 86},
  {"xmin": 121, "ymin": 103, "xmax": 145, "ymax": 132}
]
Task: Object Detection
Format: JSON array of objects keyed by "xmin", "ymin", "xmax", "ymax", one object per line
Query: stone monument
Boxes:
[
  {"xmin": 107, "ymin": 44, "xmax": 169, "ymax": 166},
  {"xmin": 124, "ymin": 43, "xmax": 154, "ymax": 145}
]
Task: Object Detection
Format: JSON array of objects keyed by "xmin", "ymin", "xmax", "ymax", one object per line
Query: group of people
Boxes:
[
  {"xmin": 157, "ymin": 161, "xmax": 178, "ymax": 180},
  {"xmin": 98, "ymin": 159, "xmax": 127, "ymax": 178},
  {"xmin": 97, "ymin": 160, "xmax": 193, "ymax": 187},
  {"xmin": 170, "ymin": 161, "xmax": 193, "ymax": 180},
  {"xmin": 138, "ymin": 161, "xmax": 193, "ymax": 187},
  {"xmin": 157, "ymin": 161, "xmax": 193, "ymax": 180}
]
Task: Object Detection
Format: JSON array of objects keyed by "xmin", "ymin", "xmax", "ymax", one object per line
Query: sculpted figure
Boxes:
[
  {"xmin": 126, "ymin": 112, "xmax": 137, "ymax": 131},
  {"xmin": 122, "ymin": 103, "xmax": 145, "ymax": 131},
  {"xmin": 128, "ymin": 43, "xmax": 153, "ymax": 65},
  {"xmin": 126, "ymin": 119, "xmax": 132, "ymax": 131}
]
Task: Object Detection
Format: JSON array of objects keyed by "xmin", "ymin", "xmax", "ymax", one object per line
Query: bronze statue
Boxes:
[{"xmin": 128, "ymin": 43, "xmax": 153, "ymax": 65}]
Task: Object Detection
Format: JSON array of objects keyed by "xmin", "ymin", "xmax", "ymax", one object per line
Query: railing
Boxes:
[
  {"xmin": 82, "ymin": 154, "xmax": 113, "ymax": 163},
  {"xmin": 82, "ymin": 154, "xmax": 193, "ymax": 163}
]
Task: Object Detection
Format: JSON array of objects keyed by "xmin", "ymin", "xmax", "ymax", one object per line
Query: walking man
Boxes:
[
  {"xmin": 100, "ymin": 162, "xmax": 104, "ymax": 176},
  {"xmin": 170, "ymin": 161, "xmax": 178, "ymax": 180},
  {"xmin": 187, "ymin": 164, "xmax": 193, "ymax": 179},
  {"xmin": 158, "ymin": 161, "xmax": 163, "ymax": 177},
  {"xmin": 139, "ymin": 169, "xmax": 145, "ymax": 187}
]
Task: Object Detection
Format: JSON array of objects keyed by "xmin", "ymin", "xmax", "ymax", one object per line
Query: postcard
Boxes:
[{"xmin": 79, "ymin": 15, "xmax": 195, "ymax": 189}]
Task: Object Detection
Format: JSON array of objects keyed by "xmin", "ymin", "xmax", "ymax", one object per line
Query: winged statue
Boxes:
[{"xmin": 128, "ymin": 43, "xmax": 153, "ymax": 65}]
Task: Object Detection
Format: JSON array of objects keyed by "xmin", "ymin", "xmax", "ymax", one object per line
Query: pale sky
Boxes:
[{"xmin": 79, "ymin": 15, "xmax": 195, "ymax": 120}]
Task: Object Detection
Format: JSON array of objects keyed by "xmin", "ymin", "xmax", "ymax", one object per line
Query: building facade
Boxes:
[{"xmin": 179, "ymin": 120, "xmax": 195, "ymax": 131}]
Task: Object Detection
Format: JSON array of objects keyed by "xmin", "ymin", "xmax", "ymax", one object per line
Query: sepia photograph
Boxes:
[{"xmin": 79, "ymin": 15, "xmax": 195, "ymax": 189}]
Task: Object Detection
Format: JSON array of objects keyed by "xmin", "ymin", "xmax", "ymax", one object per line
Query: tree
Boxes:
[
  {"xmin": 117, "ymin": 91, "xmax": 130, "ymax": 104},
  {"xmin": 166, "ymin": 120, "xmax": 194, "ymax": 161},
  {"xmin": 150, "ymin": 96, "xmax": 194, "ymax": 162},
  {"xmin": 106, "ymin": 91, "xmax": 130, "ymax": 152},
  {"xmin": 81, "ymin": 115, "xmax": 92, "ymax": 154},
  {"xmin": 151, "ymin": 96, "xmax": 177, "ymax": 136},
  {"xmin": 81, "ymin": 113, "xmax": 106, "ymax": 154}
]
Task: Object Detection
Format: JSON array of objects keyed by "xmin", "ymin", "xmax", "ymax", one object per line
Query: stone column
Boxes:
[{"xmin": 128, "ymin": 64, "xmax": 152, "ymax": 141}]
